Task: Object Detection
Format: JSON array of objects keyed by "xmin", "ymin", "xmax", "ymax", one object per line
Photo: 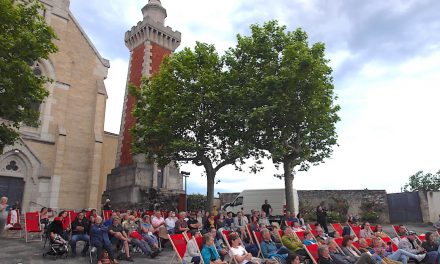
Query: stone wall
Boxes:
[
  {"xmin": 298, "ymin": 190, "xmax": 390, "ymax": 223},
  {"xmin": 420, "ymin": 191, "xmax": 440, "ymax": 223}
]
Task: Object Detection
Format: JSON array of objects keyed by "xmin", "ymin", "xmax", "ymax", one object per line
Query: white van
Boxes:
[{"xmin": 222, "ymin": 188, "xmax": 299, "ymax": 216}]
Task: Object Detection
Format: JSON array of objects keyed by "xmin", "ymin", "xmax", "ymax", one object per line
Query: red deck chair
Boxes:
[
  {"xmin": 286, "ymin": 221, "xmax": 293, "ymax": 227},
  {"xmin": 169, "ymin": 234, "xmax": 187, "ymax": 263},
  {"xmin": 352, "ymin": 241, "xmax": 360, "ymax": 249},
  {"xmin": 351, "ymin": 226, "xmax": 361, "ymax": 239},
  {"xmin": 194, "ymin": 235, "xmax": 203, "ymax": 251},
  {"xmin": 252, "ymin": 231, "xmax": 264, "ymax": 258},
  {"xmin": 311, "ymin": 229, "xmax": 318, "ymax": 237},
  {"xmin": 103, "ymin": 210, "xmax": 112, "ymax": 221},
  {"xmin": 304, "ymin": 243, "xmax": 319, "ymax": 264},
  {"xmin": 25, "ymin": 211, "xmax": 42, "ymax": 242},
  {"xmin": 246, "ymin": 224, "xmax": 255, "ymax": 244},
  {"xmin": 309, "ymin": 224, "xmax": 318, "ymax": 231},
  {"xmin": 331, "ymin": 223, "xmax": 344, "ymax": 235},
  {"xmin": 6, "ymin": 209, "xmax": 22, "ymax": 238},
  {"xmin": 370, "ymin": 225, "xmax": 377, "ymax": 232},
  {"xmin": 334, "ymin": 237, "xmax": 343, "ymax": 247},
  {"xmin": 85, "ymin": 210, "xmax": 92, "ymax": 220},
  {"xmin": 67, "ymin": 210, "xmax": 77, "ymax": 228},
  {"xmin": 183, "ymin": 231, "xmax": 192, "ymax": 242},
  {"xmin": 295, "ymin": 230, "xmax": 306, "ymax": 241}
]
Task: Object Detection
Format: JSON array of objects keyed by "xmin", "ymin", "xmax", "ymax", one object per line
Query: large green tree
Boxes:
[
  {"xmin": 130, "ymin": 42, "xmax": 260, "ymax": 211},
  {"xmin": 0, "ymin": 0, "xmax": 57, "ymax": 151},
  {"xmin": 402, "ymin": 170, "xmax": 440, "ymax": 192},
  {"xmin": 225, "ymin": 21, "xmax": 340, "ymax": 212}
]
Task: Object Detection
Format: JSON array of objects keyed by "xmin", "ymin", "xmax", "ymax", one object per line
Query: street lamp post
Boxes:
[{"xmin": 181, "ymin": 171, "xmax": 190, "ymax": 211}]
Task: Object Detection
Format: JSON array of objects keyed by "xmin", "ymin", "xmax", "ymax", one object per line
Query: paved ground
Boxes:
[{"xmin": 0, "ymin": 223, "xmax": 436, "ymax": 264}]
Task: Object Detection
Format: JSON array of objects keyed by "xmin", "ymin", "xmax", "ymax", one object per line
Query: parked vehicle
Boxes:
[{"xmin": 222, "ymin": 188, "xmax": 299, "ymax": 216}]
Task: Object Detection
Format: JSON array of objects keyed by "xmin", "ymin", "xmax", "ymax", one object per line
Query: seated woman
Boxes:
[
  {"xmin": 360, "ymin": 223, "xmax": 374, "ymax": 238},
  {"xmin": 184, "ymin": 231, "xmax": 202, "ymax": 264},
  {"xmin": 108, "ymin": 216, "xmax": 133, "ymax": 262},
  {"xmin": 90, "ymin": 216, "xmax": 118, "ymax": 264},
  {"xmin": 421, "ymin": 232, "xmax": 439, "ymax": 264},
  {"xmin": 39, "ymin": 207, "xmax": 53, "ymax": 231},
  {"xmin": 140, "ymin": 214, "xmax": 160, "ymax": 251},
  {"xmin": 201, "ymin": 233, "xmax": 227, "ymax": 264},
  {"xmin": 229, "ymin": 233, "xmax": 263, "ymax": 264},
  {"xmin": 291, "ymin": 221, "xmax": 305, "ymax": 232},
  {"xmin": 249, "ymin": 216, "xmax": 260, "ymax": 232},
  {"xmin": 124, "ymin": 215, "xmax": 158, "ymax": 258},
  {"xmin": 49, "ymin": 211, "xmax": 69, "ymax": 240},
  {"xmin": 341, "ymin": 235, "xmax": 365, "ymax": 263},
  {"xmin": 205, "ymin": 214, "xmax": 217, "ymax": 232},
  {"xmin": 258, "ymin": 212, "xmax": 271, "ymax": 229},
  {"xmin": 358, "ymin": 238, "xmax": 374, "ymax": 254},
  {"xmin": 374, "ymin": 225, "xmax": 388, "ymax": 239},
  {"xmin": 303, "ymin": 231, "xmax": 317, "ymax": 246}
]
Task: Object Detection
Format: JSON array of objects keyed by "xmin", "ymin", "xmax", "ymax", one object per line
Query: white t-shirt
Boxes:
[
  {"xmin": 165, "ymin": 217, "xmax": 176, "ymax": 230},
  {"xmin": 230, "ymin": 246, "xmax": 250, "ymax": 264}
]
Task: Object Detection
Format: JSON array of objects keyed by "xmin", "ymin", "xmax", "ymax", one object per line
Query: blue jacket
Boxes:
[
  {"xmin": 201, "ymin": 244, "xmax": 220, "ymax": 264},
  {"xmin": 261, "ymin": 240, "xmax": 278, "ymax": 258},
  {"xmin": 90, "ymin": 224, "xmax": 111, "ymax": 247}
]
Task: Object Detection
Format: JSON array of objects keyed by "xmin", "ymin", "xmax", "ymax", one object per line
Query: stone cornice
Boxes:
[{"xmin": 125, "ymin": 16, "xmax": 181, "ymax": 51}]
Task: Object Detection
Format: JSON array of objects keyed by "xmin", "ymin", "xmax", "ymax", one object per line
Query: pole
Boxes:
[{"xmin": 181, "ymin": 171, "xmax": 190, "ymax": 211}]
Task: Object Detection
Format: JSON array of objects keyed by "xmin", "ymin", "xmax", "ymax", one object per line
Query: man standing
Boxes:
[{"xmin": 261, "ymin": 200, "xmax": 273, "ymax": 216}]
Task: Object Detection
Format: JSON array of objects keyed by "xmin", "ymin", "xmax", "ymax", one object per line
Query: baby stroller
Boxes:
[{"xmin": 43, "ymin": 234, "xmax": 69, "ymax": 259}]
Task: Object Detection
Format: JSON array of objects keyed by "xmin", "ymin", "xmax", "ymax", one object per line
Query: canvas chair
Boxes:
[
  {"xmin": 350, "ymin": 225, "xmax": 361, "ymax": 239},
  {"xmin": 169, "ymin": 234, "xmax": 187, "ymax": 264},
  {"xmin": 6, "ymin": 209, "xmax": 22, "ymax": 238},
  {"xmin": 380, "ymin": 236, "xmax": 399, "ymax": 252},
  {"xmin": 294, "ymin": 230, "xmax": 306, "ymax": 241},
  {"xmin": 303, "ymin": 243, "xmax": 319, "ymax": 264},
  {"xmin": 25, "ymin": 211, "xmax": 42, "ymax": 242},
  {"xmin": 331, "ymin": 223, "xmax": 344, "ymax": 236}
]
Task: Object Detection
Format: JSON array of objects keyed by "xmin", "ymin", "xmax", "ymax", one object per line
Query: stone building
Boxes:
[
  {"xmin": 0, "ymin": 0, "xmax": 118, "ymax": 212},
  {"xmin": 105, "ymin": 0, "xmax": 185, "ymax": 210}
]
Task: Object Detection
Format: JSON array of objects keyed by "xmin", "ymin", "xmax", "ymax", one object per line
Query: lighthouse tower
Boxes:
[{"xmin": 105, "ymin": 0, "xmax": 184, "ymax": 209}]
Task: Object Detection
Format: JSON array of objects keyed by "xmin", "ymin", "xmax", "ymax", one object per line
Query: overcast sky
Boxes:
[{"xmin": 70, "ymin": 0, "xmax": 440, "ymax": 195}]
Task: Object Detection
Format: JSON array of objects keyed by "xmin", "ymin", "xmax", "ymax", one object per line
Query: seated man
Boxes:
[
  {"xmin": 318, "ymin": 245, "xmax": 334, "ymax": 264},
  {"xmin": 376, "ymin": 240, "xmax": 426, "ymax": 264},
  {"xmin": 123, "ymin": 215, "xmax": 158, "ymax": 258},
  {"xmin": 151, "ymin": 210, "xmax": 166, "ymax": 233},
  {"xmin": 224, "ymin": 212, "xmax": 234, "ymax": 230},
  {"xmin": 258, "ymin": 212, "xmax": 271, "ymax": 229},
  {"xmin": 108, "ymin": 216, "xmax": 133, "ymax": 262},
  {"xmin": 358, "ymin": 238, "xmax": 374, "ymax": 254},
  {"xmin": 187, "ymin": 212, "xmax": 202, "ymax": 234},
  {"xmin": 316, "ymin": 227, "xmax": 330, "ymax": 244},
  {"xmin": 398, "ymin": 231, "xmax": 426, "ymax": 261},
  {"xmin": 396, "ymin": 225, "xmax": 408, "ymax": 237},
  {"xmin": 281, "ymin": 227, "xmax": 308, "ymax": 258},
  {"xmin": 140, "ymin": 215, "xmax": 160, "ymax": 251},
  {"xmin": 260, "ymin": 228, "xmax": 291, "ymax": 260},
  {"xmin": 90, "ymin": 216, "xmax": 118, "ymax": 264},
  {"xmin": 234, "ymin": 212, "xmax": 249, "ymax": 231},
  {"xmin": 69, "ymin": 212, "xmax": 90, "ymax": 257},
  {"xmin": 327, "ymin": 237, "xmax": 375, "ymax": 264},
  {"xmin": 360, "ymin": 222, "xmax": 374, "ymax": 239}
]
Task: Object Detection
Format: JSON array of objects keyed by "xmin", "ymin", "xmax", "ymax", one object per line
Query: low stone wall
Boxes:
[{"xmin": 298, "ymin": 190, "xmax": 390, "ymax": 223}]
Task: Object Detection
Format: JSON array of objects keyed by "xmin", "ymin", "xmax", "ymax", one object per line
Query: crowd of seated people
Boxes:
[{"xmin": 15, "ymin": 202, "xmax": 439, "ymax": 264}]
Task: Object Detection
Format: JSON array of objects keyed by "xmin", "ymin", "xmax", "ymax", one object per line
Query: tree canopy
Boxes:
[
  {"xmin": 0, "ymin": 0, "xmax": 58, "ymax": 151},
  {"xmin": 402, "ymin": 170, "xmax": 440, "ymax": 192},
  {"xmin": 130, "ymin": 42, "xmax": 261, "ymax": 211},
  {"xmin": 225, "ymin": 21, "xmax": 340, "ymax": 212}
]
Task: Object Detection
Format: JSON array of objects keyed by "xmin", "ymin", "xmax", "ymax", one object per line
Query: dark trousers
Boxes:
[{"xmin": 191, "ymin": 256, "xmax": 201, "ymax": 264}]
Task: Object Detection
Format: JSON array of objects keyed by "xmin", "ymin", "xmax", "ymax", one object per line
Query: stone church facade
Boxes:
[{"xmin": 0, "ymin": 0, "xmax": 118, "ymax": 212}]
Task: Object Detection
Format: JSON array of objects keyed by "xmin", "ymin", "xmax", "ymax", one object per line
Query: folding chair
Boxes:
[
  {"xmin": 285, "ymin": 221, "xmax": 293, "ymax": 227},
  {"xmin": 67, "ymin": 210, "xmax": 77, "ymax": 229},
  {"xmin": 25, "ymin": 211, "xmax": 42, "ymax": 242},
  {"xmin": 169, "ymin": 234, "xmax": 186, "ymax": 264},
  {"xmin": 294, "ymin": 230, "xmax": 306, "ymax": 241},
  {"xmin": 6, "ymin": 209, "xmax": 23, "ymax": 238},
  {"xmin": 303, "ymin": 243, "xmax": 319, "ymax": 264},
  {"xmin": 370, "ymin": 225, "xmax": 377, "ymax": 232},
  {"xmin": 252, "ymin": 231, "xmax": 264, "ymax": 258},
  {"xmin": 183, "ymin": 231, "xmax": 192, "ymax": 242},
  {"xmin": 103, "ymin": 210, "xmax": 112, "ymax": 221},
  {"xmin": 192, "ymin": 237, "xmax": 205, "ymax": 264},
  {"xmin": 274, "ymin": 229, "xmax": 284, "ymax": 246},
  {"xmin": 350, "ymin": 226, "xmax": 361, "ymax": 239},
  {"xmin": 245, "ymin": 224, "xmax": 255, "ymax": 244},
  {"xmin": 331, "ymin": 223, "xmax": 344, "ymax": 235},
  {"xmin": 221, "ymin": 231, "xmax": 235, "ymax": 264},
  {"xmin": 308, "ymin": 224, "xmax": 318, "ymax": 231}
]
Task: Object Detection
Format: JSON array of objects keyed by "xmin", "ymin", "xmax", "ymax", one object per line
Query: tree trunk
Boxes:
[
  {"xmin": 284, "ymin": 160, "xmax": 295, "ymax": 213},
  {"xmin": 205, "ymin": 169, "xmax": 216, "ymax": 213}
]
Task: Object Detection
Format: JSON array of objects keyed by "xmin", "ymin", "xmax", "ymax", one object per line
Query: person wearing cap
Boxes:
[
  {"xmin": 103, "ymin": 199, "xmax": 111, "ymax": 211},
  {"xmin": 398, "ymin": 231, "xmax": 426, "ymax": 260}
]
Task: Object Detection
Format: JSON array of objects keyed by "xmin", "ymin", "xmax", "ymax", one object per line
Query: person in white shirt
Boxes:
[
  {"xmin": 151, "ymin": 210, "xmax": 166, "ymax": 233},
  {"xmin": 234, "ymin": 212, "xmax": 249, "ymax": 230},
  {"xmin": 258, "ymin": 212, "xmax": 270, "ymax": 228},
  {"xmin": 184, "ymin": 231, "xmax": 202, "ymax": 264},
  {"xmin": 165, "ymin": 211, "xmax": 176, "ymax": 234},
  {"xmin": 229, "ymin": 233, "xmax": 262, "ymax": 264},
  {"xmin": 360, "ymin": 222, "xmax": 374, "ymax": 238}
]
